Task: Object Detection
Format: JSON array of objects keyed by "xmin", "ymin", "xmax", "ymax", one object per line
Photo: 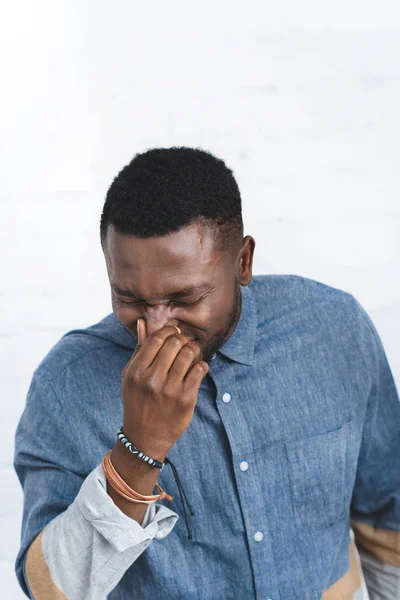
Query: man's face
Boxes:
[{"xmin": 103, "ymin": 223, "xmax": 253, "ymax": 362}]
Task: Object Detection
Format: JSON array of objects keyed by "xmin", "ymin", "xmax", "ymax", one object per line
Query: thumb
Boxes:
[
  {"xmin": 121, "ymin": 319, "xmax": 147, "ymax": 378},
  {"xmin": 135, "ymin": 318, "xmax": 147, "ymax": 352}
]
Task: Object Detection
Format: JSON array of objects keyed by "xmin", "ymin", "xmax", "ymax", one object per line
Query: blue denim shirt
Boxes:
[{"xmin": 14, "ymin": 275, "xmax": 400, "ymax": 599}]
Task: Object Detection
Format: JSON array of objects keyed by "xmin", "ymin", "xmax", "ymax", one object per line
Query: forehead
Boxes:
[{"xmin": 104, "ymin": 223, "xmax": 232, "ymax": 294}]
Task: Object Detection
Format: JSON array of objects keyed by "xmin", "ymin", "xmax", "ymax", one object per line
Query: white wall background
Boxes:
[{"xmin": 1, "ymin": 2, "xmax": 399, "ymax": 597}]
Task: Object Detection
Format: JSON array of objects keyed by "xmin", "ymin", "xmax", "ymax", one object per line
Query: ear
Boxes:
[{"xmin": 237, "ymin": 236, "xmax": 255, "ymax": 286}]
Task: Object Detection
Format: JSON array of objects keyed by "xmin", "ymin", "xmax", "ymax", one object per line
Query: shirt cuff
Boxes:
[{"xmin": 76, "ymin": 463, "xmax": 178, "ymax": 551}]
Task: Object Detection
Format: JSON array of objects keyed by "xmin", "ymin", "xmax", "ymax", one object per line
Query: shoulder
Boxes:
[
  {"xmin": 249, "ymin": 273, "xmax": 378, "ymax": 382},
  {"xmin": 34, "ymin": 313, "xmax": 134, "ymax": 385},
  {"xmin": 250, "ymin": 273, "xmax": 361, "ymax": 321},
  {"xmin": 249, "ymin": 274, "xmax": 372, "ymax": 354}
]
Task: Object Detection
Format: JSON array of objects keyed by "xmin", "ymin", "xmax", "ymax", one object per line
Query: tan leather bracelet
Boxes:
[{"xmin": 102, "ymin": 450, "xmax": 173, "ymax": 504}]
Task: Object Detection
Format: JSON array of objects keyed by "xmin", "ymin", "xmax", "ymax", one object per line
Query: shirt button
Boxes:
[
  {"xmin": 253, "ymin": 531, "xmax": 264, "ymax": 542},
  {"xmin": 239, "ymin": 461, "xmax": 249, "ymax": 472},
  {"xmin": 222, "ymin": 392, "xmax": 231, "ymax": 403}
]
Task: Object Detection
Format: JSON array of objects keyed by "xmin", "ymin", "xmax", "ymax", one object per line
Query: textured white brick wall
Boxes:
[{"xmin": 1, "ymin": 2, "xmax": 399, "ymax": 597}]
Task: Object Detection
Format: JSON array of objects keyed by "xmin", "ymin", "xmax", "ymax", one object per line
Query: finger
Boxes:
[
  {"xmin": 131, "ymin": 324, "xmax": 182, "ymax": 371},
  {"xmin": 183, "ymin": 360, "xmax": 209, "ymax": 392},
  {"xmin": 168, "ymin": 342, "xmax": 202, "ymax": 383},
  {"xmin": 123, "ymin": 320, "xmax": 181, "ymax": 377},
  {"xmin": 148, "ymin": 333, "xmax": 191, "ymax": 375},
  {"xmin": 121, "ymin": 319, "xmax": 144, "ymax": 377},
  {"xmin": 121, "ymin": 319, "xmax": 148, "ymax": 378},
  {"xmin": 136, "ymin": 318, "xmax": 147, "ymax": 349}
]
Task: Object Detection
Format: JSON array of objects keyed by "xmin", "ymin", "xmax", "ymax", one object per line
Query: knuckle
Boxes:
[
  {"xmin": 189, "ymin": 362, "xmax": 207, "ymax": 380},
  {"xmin": 125, "ymin": 367, "xmax": 139, "ymax": 382},
  {"xmin": 129, "ymin": 369, "xmax": 141, "ymax": 384},
  {"xmin": 143, "ymin": 378, "xmax": 158, "ymax": 395},
  {"xmin": 163, "ymin": 383, "xmax": 177, "ymax": 400},
  {"xmin": 177, "ymin": 333, "xmax": 189, "ymax": 343},
  {"xmin": 151, "ymin": 334, "xmax": 164, "ymax": 346},
  {"xmin": 167, "ymin": 335, "xmax": 183, "ymax": 349},
  {"xmin": 176, "ymin": 395, "xmax": 188, "ymax": 409},
  {"xmin": 181, "ymin": 344, "xmax": 200, "ymax": 360}
]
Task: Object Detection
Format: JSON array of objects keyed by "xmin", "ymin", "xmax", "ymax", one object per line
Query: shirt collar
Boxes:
[{"xmin": 217, "ymin": 283, "xmax": 257, "ymax": 367}]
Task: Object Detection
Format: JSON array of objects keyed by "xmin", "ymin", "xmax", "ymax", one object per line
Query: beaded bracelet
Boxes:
[{"xmin": 116, "ymin": 426, "xmax": 165, "ymax": 470}]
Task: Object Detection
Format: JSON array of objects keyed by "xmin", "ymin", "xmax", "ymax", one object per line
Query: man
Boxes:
[{"xmin": 15, "ymin": 147, "xmax": 400, "ymax": 600}]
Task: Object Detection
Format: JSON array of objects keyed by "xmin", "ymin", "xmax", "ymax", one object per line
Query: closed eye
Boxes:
[
  {"xmin": 115, "ymin": 295, "xmax": 207, "ymax": 307},
  {"xmin": 171, "ymin": 296, "xmax": 205, "ymax": 307},
  {"xmin": 118, "ymin": 299, "xmax": 143, "ymax": 306}
]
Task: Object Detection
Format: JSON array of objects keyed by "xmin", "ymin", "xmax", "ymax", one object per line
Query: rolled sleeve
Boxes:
[{"xmin": 42, "ymin": 464, "xmax": 178, "ymax": 599}]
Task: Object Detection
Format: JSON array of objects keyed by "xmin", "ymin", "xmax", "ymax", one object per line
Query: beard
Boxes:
[{"xmin": 201, "ymin": 281, "xmax": 242, "ymax": 364}]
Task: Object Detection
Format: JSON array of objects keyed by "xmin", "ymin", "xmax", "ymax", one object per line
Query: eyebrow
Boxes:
[{"xmin": 111, "ymin": 282, "xmax": 213, "ymax": 300}]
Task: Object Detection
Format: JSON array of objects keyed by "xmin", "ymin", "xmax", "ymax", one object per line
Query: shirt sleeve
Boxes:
[
  {"xmin": 349, "ymin": 300, "xmax": 400, "ymax": 600},
  {"xmin": 14, "ymin": 371, "xmax": 178, "ymax": 599}
]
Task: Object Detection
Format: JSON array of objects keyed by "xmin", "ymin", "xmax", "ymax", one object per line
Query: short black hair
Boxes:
[{"xmin": 100, "ymin": 146, "xmax": 243, "ymax": 251}]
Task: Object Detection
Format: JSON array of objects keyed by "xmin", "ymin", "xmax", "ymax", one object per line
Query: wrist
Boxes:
[
  {"xmin": 121, "ymin": 425, "xmax": 170, "ymax": 463},
  {"xmin": 110, "ymin": 441, "xmax": 160, "ymax": 493}
]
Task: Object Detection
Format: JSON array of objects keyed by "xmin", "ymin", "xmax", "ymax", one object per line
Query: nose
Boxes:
[{"xmin": 144, "ymin": 305, "xmax": 176, "ymax": 336}]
